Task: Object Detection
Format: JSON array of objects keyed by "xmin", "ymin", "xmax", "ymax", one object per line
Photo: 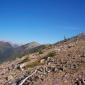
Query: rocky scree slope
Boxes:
[{"xmin": 0, "ymin": 33, "xmax": 85, "ymax": 85}]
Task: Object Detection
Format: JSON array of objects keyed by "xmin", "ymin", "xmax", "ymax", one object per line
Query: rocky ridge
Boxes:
[{"xmin": 0, "ymin": 33, "xmax": 85, "ymax": 85}]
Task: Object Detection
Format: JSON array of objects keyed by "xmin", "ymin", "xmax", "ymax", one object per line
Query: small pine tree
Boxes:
[{"xmin": 64, "ymin": 35, "xmax": 67, "ymax": 42}]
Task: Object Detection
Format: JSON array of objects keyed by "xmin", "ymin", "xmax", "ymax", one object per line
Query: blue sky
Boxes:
[{"xmin": 0, "ymin": 0, "xmax": 85, "ymax": 44}]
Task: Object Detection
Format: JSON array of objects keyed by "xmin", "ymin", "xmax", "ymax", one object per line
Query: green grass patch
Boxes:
[
  {"xmin": 26, "ymin": 60, "xmax": 41, "ymax": 68},
  {"xmin": 43, "ymin": 51, "xmax": 56, "ymax": 60}
]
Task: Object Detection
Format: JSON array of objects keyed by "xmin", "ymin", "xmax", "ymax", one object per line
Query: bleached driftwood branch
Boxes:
[{"xmin": 19, "ymin": 70, "xmax": 37, "ymax": 85}]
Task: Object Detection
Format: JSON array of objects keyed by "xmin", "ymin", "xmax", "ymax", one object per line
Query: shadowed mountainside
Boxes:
[{"xmin": 0, "ymin": 41, "xmax": 40, "ymax": 63}]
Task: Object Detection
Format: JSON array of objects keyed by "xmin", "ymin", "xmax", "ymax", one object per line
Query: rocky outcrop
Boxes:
[{"xmin": 0, "ymin": 33, "xmax": 85, "ymax": 85}]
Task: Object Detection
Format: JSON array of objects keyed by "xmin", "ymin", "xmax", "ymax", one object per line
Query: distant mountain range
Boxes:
[{"xmin": 0, "ymin": 41, "xmax": 40, "ymax": 63}]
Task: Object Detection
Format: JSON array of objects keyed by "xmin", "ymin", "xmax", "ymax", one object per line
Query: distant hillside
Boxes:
[
  {"xmin": 0, "ymin": 41, "xmax": 40, "ymax": 63},
  {"xmin": 0, "ymin": 41, "xmax": 14, "ymax": 62}
]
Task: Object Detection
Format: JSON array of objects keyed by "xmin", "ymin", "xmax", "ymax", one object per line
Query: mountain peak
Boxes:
[
  {"xmin": 0, "ymin": 41, "xmax": 12, "ymax": 47},
  {"xmin": 24, "ymin": 41, "xmax": 40, "ymax": 49}
]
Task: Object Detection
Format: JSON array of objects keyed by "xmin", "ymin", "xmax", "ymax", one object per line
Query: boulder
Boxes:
[{"xmin": 40, "ymin": 59, "xmax": 45, "ymax": 64}]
